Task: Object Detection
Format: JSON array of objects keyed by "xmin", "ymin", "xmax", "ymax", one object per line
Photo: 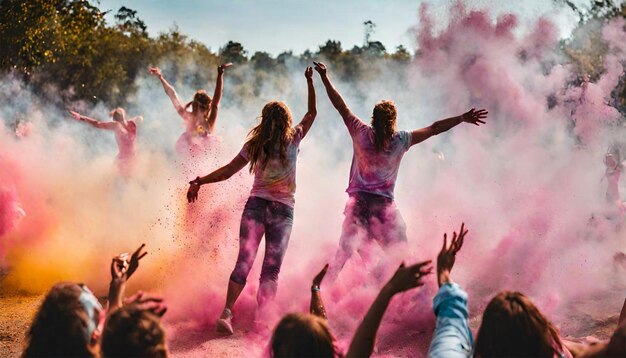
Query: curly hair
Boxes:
[
  {"xmin": 245, "ymin": 101, "xmax": 295, "ymax": 173},
  {"xmin": 270, "ymin": 313, "xmax": 341, "ymax": 358},
  {"xmin": 22, "ymin": 282, "xmax": 97, "ymax": 358},
  {"xmin": 473, "ymin": 291, "xmax": 564, "ymax": 357},
  {"xmin": 371, "ymin": 100, "xmax": 397, "ymax": 152},
  {"xmin": 100, "ymin": 304, "xmax": 167, "ymax": 358}
]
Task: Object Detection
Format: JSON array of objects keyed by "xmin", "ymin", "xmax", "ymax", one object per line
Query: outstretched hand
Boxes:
[
  {"xmin": 462, "ymin": 108, "xmax": 488, "ymax": 125},
  {"xmin": 125, "ymin": 291, "xmax": 168, "ymax": 317},
  {"xmin": 68, "ymin": 110, "xmax": 81, "ymax": 121},
  {"xmin": 437, "ymin": 223, "xmax": 467, "ymax": 286},
  {"xmin": 148, "ymin": 67, "xmax": 162, "ymax": 78},
  {"xmin": 386, "ymin": 260, "xmax": 433, "ymax": 295},
  {"xmin": 218, "ymin": 63, "xmax": 233, "ymax": 74},
  {"xmin": 313, "ymin": 61, "xmax": 327, "ymax": 76},
  {"xmin": 111, "ymin": 243, "xmax": 147, "ymax": 282},
  {"xmin": 312, "ymin": 263, "xmax": 329, "ymax": 288},
  {"xmin": 305, "ymin": 66, "xmax": 313, "ymax": 80},
  {"xmin": 187, "ymin": 178, "xmax": 201, "ymax": 203}
]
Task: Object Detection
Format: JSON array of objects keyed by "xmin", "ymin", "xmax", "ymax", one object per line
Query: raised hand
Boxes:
[
  {"xmin": 218, "ymin": 63, "xmax": 233, "ymax": 74},
  {"xmin": 313, "ymin": 61, "xmax": 327, "ymax": 76},
  {"xmin": 386, "ymin": 260, "xmax": 433, "ymax": 294},
  {"xmin": 437, "ymin": 223, "xmax": 468, "ymax": 286},
  {"xmin": 68, "ymin": 110, "xmax": 82, "ymax": 121},
  {"xmin": 126, "ymin": 244, "xmax": 147, "ymax": 279},
  {"xmin": 462, "ymin": 108, "xmax": 488, "ymax": 125},
  {"xmin": 312, "ymin": 263, "xmax": 328, "ymax": 288},
  {"xmin": 148, "ymin": 67, "xmax": 162, "ymax": 78},
  {"xmin": 187, "ymin": 178, "xmax": 201, "ymax": 203},
  {"xmin": 125, "ymin": 291, "xmax": 167, "ymax": 317},
  {"xmin": 305, "ymin": 66, "xmax": 313, "ymax": 80}
]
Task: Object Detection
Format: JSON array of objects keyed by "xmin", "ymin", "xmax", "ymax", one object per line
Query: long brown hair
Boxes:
[
  {"xmin": 101, "ymin": 305, "xmax": 167, "ymax": 358},
  {"xmin": 185, "ymin": 90, "xmax": 212, "ymax": 120},
  {"xmin": 22, "ymin": 283, "xmax": 97, "ymax": 358},
  {"xmin": 371, "ymin": 100, "xmax": 397, "ymax": 152},
  {"xmin": 473, "ymin": 291, "xmax": 564, "ymax": 358},
  {"xmin": 245, "ymin": 101, "xmax": 294, "ymax": 173},
  {"xmin": 270, "ymin": 313, "xmax": 341, "ymax": 358}
]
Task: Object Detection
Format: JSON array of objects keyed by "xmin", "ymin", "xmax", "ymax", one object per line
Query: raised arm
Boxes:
[
  {"xmin": 108, "ymin": 244, "xmax": 147, "ymax": 312},
  {"xmin": 296, "ymin": 66, "xmax": 317, "ymax": 137},
  {"xmin": 68, "ymin": 110, "xmax": 119, "ymax": 130},
  {"xmin": 149, "ymin": 67, "xmax": 186, "ymax": 117},
  {"xmin": 410, "ymin": 108, "xmax": 488, "ymax": 147},
  {"xmin": 346, "ymin": 260, "xmax": 433, "ymax": 358},
  {"xmin": 206, "ymin": 63, "xmax": 233, "ymax": 132},
  {"xmin": 187, "ymin": 153, "xmax": 248, "ymax": 203},
  {"xmin": 310, "ymin": 264, "xmax": 328, "ymax": 320},
  {"xmin": 314, "ymin": 61, "xmax": 360, "ymax": 127}
]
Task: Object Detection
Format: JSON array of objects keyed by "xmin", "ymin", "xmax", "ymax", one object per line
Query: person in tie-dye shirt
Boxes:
[
  {"xmin": 186, "ymin": 67, "xmax": 317, "ymax": 335},
  {"xmin": 313, "ymin": 61, "xmax": 487, "ymax": 281}
]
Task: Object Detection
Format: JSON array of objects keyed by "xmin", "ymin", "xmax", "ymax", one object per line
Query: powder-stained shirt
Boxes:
[
  {"xmin": 344, "ymin": 114, "xmax": 411, "ymax": 200},
  {"xmin": 239, "ymin": 126, "xmax": 304, "ymax": 208}
]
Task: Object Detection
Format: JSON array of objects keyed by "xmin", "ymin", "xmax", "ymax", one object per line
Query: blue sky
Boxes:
[{"xmin": 98, "ymin": 0, "xmax": 586, "ymax": 56}]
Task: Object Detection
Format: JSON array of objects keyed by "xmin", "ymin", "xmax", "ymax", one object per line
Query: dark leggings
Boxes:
[{"xmin": 229, "ymin": 196, "xmax": 294, "ymax": 286}]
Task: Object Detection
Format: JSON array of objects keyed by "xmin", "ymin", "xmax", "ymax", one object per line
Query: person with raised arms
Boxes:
[{"xmin": 187, "ymin": 67, "xmax": 317, "ymax": 335}]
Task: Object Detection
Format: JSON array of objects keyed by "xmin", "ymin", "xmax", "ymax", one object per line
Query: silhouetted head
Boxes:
[
  {"xmin": 270, "ymin": 313, "xmax": 339, "ymax": 358},
  {"xmin": 474, "ymin": 291, "xmax": 563, "ymax": 358},
  {"xmin": 22, "ymin": 282, "xmax": 102, "ymax": 358},
  {"xmin": 101, "ymin": 304, "xmax": 167, "ymax": 358},
  {"xmin": 245, "ymin": 101, "xmax": 295, "ymax": 173},
  {"xmin": 371, "ymin": 100, "xmax": 397, "ymax": 152},
  {"xmin": 110, "ymin": 108, "xmax": 126, "ymax": 123}
]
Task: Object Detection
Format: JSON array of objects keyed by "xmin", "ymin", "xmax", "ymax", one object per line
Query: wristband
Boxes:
[
  {"xmin": 190, "ymin": 177, "xmax": 201, "ymax": 186},
  {"xmin": 311, "ymin": 286, "xmax": 320, "ymax": 292}
]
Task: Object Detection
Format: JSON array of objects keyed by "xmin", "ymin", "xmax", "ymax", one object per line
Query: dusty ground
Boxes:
[{"xmin": 1, "ymin": 283, "xmax": 623, "ymax": 358}]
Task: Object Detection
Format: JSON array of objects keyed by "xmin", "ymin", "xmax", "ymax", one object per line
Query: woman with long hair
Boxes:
[
  {"xmin": 313, "ymin": 61, "xmax": 487, "ymax": 281},
  {"xmin": 473, "ymin": 291, "xmax": 572, "ymax": 358},
  {"xmin": 149, "ymin": 63, "xmax": 231, "ymax": 156},
  {"xmin": 22, "ymin": 282, "xmax": 103, "ymax": 358},
  {"xmin": 187, "ymin": 67, "xmax": 317, "ymax": 335},
  {"xmin": 68, "ymin": 108, "xmax": 143, "ymax": 175}
]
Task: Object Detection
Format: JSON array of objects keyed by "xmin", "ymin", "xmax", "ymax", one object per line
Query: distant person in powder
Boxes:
[
  {"xmin": 149, "ymin": 63, "xmax": 232, "ymax": 157},
  {"xmin": 313, "ymin": 61, "xmax": 488, "ymax": 281},
  {"xmin": 68, "ymin": 108, "xmax": 142, "ymax": 176}
]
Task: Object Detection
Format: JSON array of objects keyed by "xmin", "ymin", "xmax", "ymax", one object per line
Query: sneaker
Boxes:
[{"xmin": 216, "ymin": 308, "xmax": 234, "ymax": 335}]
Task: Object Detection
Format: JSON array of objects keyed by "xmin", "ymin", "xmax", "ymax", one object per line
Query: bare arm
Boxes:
[
  {"xmin": 206, "ymin": 63, "xmax": 233, "ymax": 132},
  {"xmin": 297, "ymin": 66, "xmax": 318, "ymax": 138},
  {"xmin": 187, "ymin": 154, "xmax": 249, "ymax": 203},
  {"xmin": 310, "ymin": 264, "xmax": 328, "ymax": 320},
  {"xmin": 68, "ymin": 110, "xmax": 119, "ymax": 130},
  {"xmin": 149, "ymin": 67, "xmax": 186, "ymax": 117},
  {"xmin": 346, "ymin": 261, "xmax": 432, "ymax": 358},
  {"xmin": 410, "ymin": 108, "xmax": 488, "ymax": 147},
  {"xmin": 314, "ymin": 62, "xmax": 358, "ymax": 125}
]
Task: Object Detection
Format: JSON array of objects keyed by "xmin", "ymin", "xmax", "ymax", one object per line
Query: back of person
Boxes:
[
  {"xmin": 473, "ymin": 291, "xmax": 571, "ymax": 358},
  {"xmin": 346, "ymin": 113, "xmax": 411, "ymax": 200},
  {"xmin": 101, "ymin": 304, "xmax": 167, "ymax": 358},
  {"xmin": 270, "ymin": 313, "xmax": 338, "ymax": 358},
  {"xmin": 241, "ymin": 125, "xmax": 304, "ymax": 207}
]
